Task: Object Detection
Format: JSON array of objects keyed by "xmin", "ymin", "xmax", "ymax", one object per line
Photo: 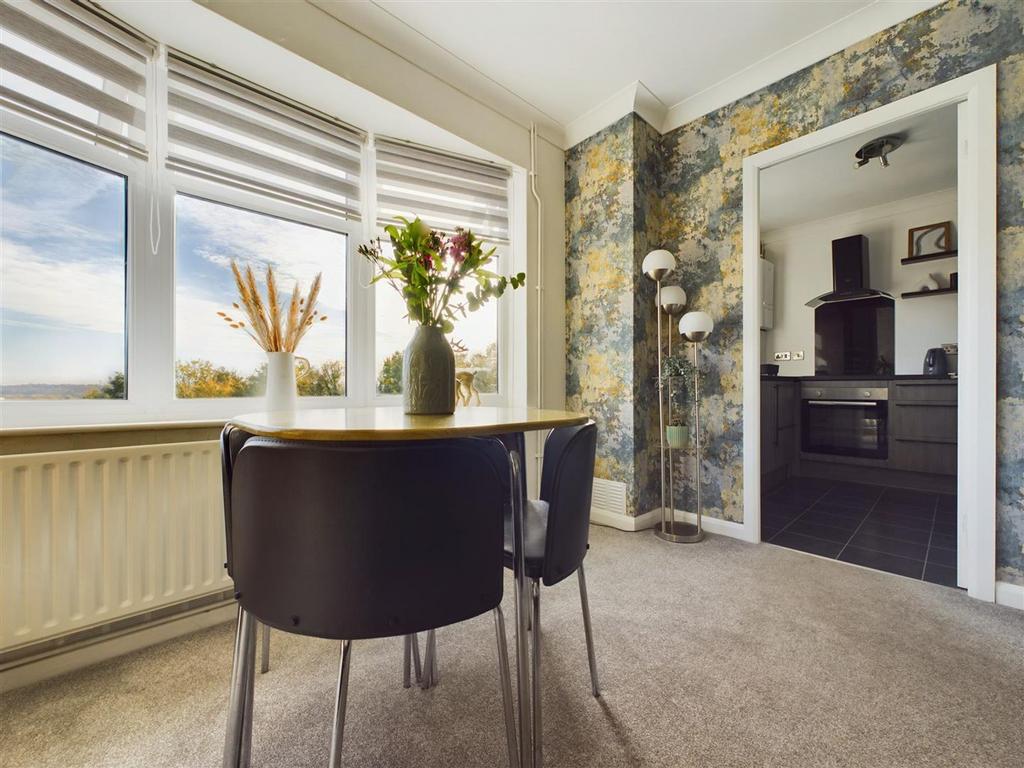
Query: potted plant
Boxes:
[
  {"xmin": 662, "ymin": 353, "xmax": 694, "ymax": 449},
  {"xmin": 219, "ymin": 261, "xmax": 327, "ymax": 413},
  {"xmin": 359, "ymin": 218, "xmax": 525, "ymax": 414}
]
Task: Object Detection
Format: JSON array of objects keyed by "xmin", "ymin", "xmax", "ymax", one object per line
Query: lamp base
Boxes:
[{"xmin": 654, "ymin": 521, "xmax": 705, "ymax": 544}]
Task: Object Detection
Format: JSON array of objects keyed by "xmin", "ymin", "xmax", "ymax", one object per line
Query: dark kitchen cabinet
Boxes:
[
  {"xmin": 762, "ymin": 380, "xmax": 799, "ymax": 480},
  {"xmin": 889, "ymin": 380, "xmax": 957, "ymax": 476}
]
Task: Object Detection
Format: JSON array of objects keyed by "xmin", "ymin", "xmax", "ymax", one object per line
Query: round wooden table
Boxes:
[{"xmin": 227, "ymin": 406, "xmax": 588, "ymax": 768}]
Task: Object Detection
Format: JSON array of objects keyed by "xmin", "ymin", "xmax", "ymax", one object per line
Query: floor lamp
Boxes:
[
  {"xmin": 675, "ymin": 310, "xmax": 715, "ymax": 543},
  {"xmin": 659, "ymin": 285, "xmax": 687, "ymax": 529}
]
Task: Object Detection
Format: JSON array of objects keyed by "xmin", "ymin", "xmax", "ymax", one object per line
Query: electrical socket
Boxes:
[
  {"xmin": 792, "ymin": 350, "xmax": 805, "ymax": 361},
  {"xmin": 773, "ymin": 351, "xmax": 791, "ymax": 361}
]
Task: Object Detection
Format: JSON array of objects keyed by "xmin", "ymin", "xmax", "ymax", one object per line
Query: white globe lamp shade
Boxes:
[
  {"xmin": 658, "ymin": 285, "xmax": 687, "ymax": 316},
  {"xmin": 642, "ymin": 249, "xmax": 675, "ymax": 281},
  {"xmin": 680, "ymin": 311, "xmax": 714, "ymax": 341}
]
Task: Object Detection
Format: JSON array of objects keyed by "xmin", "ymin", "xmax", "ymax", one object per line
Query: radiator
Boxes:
[{"xmin": 0, "ymin": 441, "xmax": 232, "ymax": 653}]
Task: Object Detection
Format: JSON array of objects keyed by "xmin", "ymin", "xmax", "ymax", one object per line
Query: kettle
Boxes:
[{"xmin": 923, "ymin": 347, "xmax": 948, "ymax": 377}]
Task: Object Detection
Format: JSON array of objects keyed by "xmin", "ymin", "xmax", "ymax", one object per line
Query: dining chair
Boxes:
[
  {"xmin": 503, "ymin": 421, "xmax": 599, "ymax": 768},
  {"xmin": 221, "ymin": 426, "xmax": 423, "ymax": 683},
  {"xmin": 221, "ymin": 435, "xmax": 518, "ymax": 768}
]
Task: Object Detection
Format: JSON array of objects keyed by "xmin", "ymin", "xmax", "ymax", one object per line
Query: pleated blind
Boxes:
[
  {"xmin": 166, "ymin": 53, "xmax": 365, "ymax": 221},
  {"xmin": 0, "ymin": 0, "xmax": 153, "ymax": 157},
  {"xmin": 375, "ymin": 138, "xmax": 511, "ymax": 243}
]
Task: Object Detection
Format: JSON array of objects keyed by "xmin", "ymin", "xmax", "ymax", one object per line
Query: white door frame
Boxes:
[{"xmin": 741, "ymin": 66, "xmax": 997, "ymax": 602}]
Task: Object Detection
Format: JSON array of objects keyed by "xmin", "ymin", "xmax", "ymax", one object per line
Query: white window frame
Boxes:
[{"xmin": 0, "ymin": 74, "xmax": 521, "ymax": 428}]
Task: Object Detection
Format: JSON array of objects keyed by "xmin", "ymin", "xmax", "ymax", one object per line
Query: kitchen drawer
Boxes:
[
  {"xmin": 891, "ymin": 403, "xmax": 957, "ymax": 443},
  {"xmin": 776, "ymin": 383, "xmax": 798, "ymax": 428},
  {"xmin": 892, "ymin": 381, "xmax": 957, "ymax": 404},
  {"xmin": 890, "ymin": 438, "xmax": 957, "ymax": 475}
]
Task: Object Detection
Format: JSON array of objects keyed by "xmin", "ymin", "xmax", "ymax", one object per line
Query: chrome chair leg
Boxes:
[
  {"xmin": 576, "ymin": 564, "xmax": 600, "ymax": 697},
  {"xmin": 412, "ymin": 633, "xmax": 422, "ymax": 682},
  {"xmin": 420, "ymin": 629, "xmax": 439, "ymax": 689},
  {"xmin": 530, "ymin": 579, "xmax": 542, "ymax": 768},
  {"xmin": 493, "ymin": 606, "xmax": 519, "ymax": 768},
  {"xmin": 260, "ymin": 622, "xmax": 271, "ymax": 674},
  {"xmin": 223, "ymin": 607, "xmax": 257, "ymax": 768},
  {"xmin": 328, "ymin": 640, "xmax": 354, "ymax": 768},
  {"xmin": 403, "ymin": 635, "xmax": 412, "ymax": 688}
]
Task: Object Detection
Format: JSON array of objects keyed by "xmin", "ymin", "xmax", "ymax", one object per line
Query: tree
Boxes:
[
  {"xmin": 175, "ymin": 360, "xmax": 249, "ymax": 398},
  {"xmin": 84, "ymin": 371, "xmax": 125, "ymax": 399},
  {"xmin": 377, "ymin": 350, "xmax": 403, "ymax": 394},
  {"xmin": 298, "ymin": 359, "xmax": 345, "ymax": 396}
]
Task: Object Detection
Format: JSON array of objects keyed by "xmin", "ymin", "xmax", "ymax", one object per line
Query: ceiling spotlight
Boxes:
[{"xmin": 854, "ymin": 134, "xmax": 904, "ymax": 169}]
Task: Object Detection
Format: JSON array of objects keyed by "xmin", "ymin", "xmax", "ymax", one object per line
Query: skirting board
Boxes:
[
  {"xmin": 0, "ymin": 601, "xmax": 236, "ymax": 693},
  {"xmin": 591, "ymin": 506, "xmax": 747, "ymax": 538},
  {"xmin": 995, "ymin": 581, "xmax": 1024, "ymax": 611}
]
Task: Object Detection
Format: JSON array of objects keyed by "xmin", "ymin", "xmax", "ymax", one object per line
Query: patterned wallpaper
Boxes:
[{"xmin": 565, "ymin": 0, "xmax": 1024, "ymax": 585}]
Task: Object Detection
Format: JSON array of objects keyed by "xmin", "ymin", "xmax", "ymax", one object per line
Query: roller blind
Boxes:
[
  {"xmin": 166, "ymin": 53, "xmax": 364, "ymax": 221},
  {"xmin": 375, "ymin": 137, "xmax": 511, "ymax": 243},
  {"xmin": 0, "ymin": 0, "xmax": 153, "ymax": 157}
]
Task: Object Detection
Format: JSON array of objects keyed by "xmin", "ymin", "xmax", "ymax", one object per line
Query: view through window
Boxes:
[
  {"xmin": 0, "ymin": 134, "xmax": 127, "ymax": 400},
  {"xmin": 174, "ymin": 194, "xmax": 347, "ymax": 398}
]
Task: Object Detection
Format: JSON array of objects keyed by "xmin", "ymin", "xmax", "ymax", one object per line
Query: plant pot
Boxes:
[
  {"xmin": 265, "ymin": 351, "xmax": 298, "ymax": 413},
  {"xmin": 402, "ymin": 325, "xmax": 455, "ymax": 415},
  {"xmin": 666, "ymin": 424, "xmax": 688, "ymax": 450}
]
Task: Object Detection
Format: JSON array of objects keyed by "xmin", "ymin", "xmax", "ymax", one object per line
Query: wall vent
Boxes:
[{"xmin": 591, "ymin": 477, "xmax": 628, "ymax": 517}]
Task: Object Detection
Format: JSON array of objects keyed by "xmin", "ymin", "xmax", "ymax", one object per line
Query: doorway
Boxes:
[{"xmin": 741, "ymin": 67, "xmax": 997, "ymax": 602}]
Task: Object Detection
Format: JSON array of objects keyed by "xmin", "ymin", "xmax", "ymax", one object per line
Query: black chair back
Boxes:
[
  {"xmin": 229, "ymin": 436, "xmax": 509, "ymax": 640},
  {"xmin": 220, "ymin": 426, "xmax": 254, "ymax": 577},
  {"xmin": 539, "ymin": 421, "xmax": 597, "ymax": 586}
]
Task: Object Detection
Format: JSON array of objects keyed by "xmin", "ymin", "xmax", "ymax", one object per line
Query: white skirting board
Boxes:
[
  {"xmin": 995, "ymin": 581, "xmax": 1024, "ymax": 611},
  {"xmin": 590, "ymin": 506, "xmax": 746, "ymax": 538}
]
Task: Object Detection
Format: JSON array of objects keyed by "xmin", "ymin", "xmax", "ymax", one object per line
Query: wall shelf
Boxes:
[
  {"xmin": 900, "ymin": 287, "xmax": 958, "ymax": 300},
  {"xmin": 901, "ymin": 249, "xmax": 958, "ymax": 265}
]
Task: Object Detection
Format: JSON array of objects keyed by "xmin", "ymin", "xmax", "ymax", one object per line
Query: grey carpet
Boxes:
[{"xmin": 2, "ymin": 527, "xmax": 1023, "ymax": 768}]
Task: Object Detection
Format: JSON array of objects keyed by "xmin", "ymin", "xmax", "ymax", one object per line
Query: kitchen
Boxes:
[{"xmin": 757, "ymin": 105, "xmax": 960, "ymax": 588}]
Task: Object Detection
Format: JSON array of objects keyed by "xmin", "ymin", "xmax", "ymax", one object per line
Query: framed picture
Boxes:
[{"xmin": 907, "ymin": 221, "xmax": 953, "ymax": 258}]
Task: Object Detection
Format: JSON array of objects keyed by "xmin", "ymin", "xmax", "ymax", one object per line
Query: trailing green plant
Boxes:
[
  {"xmin": 661, "ymin": 353, "xmax": 695, "ymax": 380},
  {"xmin": 358, "ymin": 217, "xmax": 525, "ymax": 333}
]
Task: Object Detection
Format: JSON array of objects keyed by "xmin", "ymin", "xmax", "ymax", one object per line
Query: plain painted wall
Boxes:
[{"xmin": 761, "ymin": 188, "xmax": 957, "ymax": 376}]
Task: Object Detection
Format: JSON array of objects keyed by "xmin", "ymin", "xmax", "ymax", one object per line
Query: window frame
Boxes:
[{"xmin": 0, "ymin": 56, "xmax": 520, "ymax": 429}]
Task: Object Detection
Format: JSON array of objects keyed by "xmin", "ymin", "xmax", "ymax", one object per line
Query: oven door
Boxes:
[{"xmin": 801, "ymin": 398, "xmax": 888, "ymax": 459}]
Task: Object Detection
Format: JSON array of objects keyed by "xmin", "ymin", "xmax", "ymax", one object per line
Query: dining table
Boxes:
[{"xmin": 227, "ymin": 405, "xmax": 589, "ymax": 768}]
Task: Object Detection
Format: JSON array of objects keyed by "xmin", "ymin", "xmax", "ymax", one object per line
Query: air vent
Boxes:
[{"xmin": 591, "ymin": 478, "xmax": 628, "ymax": 517}]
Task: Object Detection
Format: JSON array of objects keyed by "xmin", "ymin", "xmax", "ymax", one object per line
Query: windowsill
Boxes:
[{"xmin": 0, "ymin": 419, "xmax": 227, "ymax": 438}]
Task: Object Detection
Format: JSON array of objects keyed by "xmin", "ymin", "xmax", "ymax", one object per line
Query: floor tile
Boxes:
[
  {"xmin": 838, "ymin": 546, "xmax": 926, "ymax": 579},
  {"xmin": 932, "ymin": 521, "xmax": 957, "ymax": 536},
  {"xmin": 849, "ymin": 531, "xmax": 928, "ymax": 560},
  {"xmin": 806, "ymin": 498, "xmax": 870, "ymax": 520},
  {"xmin": 926, "ymin": 546, "xmax": 957, "ymax": 568},
  {"xmin": 762, "ymin": 500, "xmax": 805, "ymax": 520},
  {"xmin": 933, "ymin": 507, "xmax": 956, "ymax": 524},
  {"xmin": 923, "ymin": 562, "xmax": 958, "ymax": 587},
  {"xmin": 930, "ymin": 531, "xmax": 957, "ymax": 549},
  {"xmin": 799, "ymin": 508, "xmax": 865, "ymax": 533},
  {"xmin": 879, "ymin": 487, "xmax": 938, "ymax": 510},
  {"xmin": 872, "ymin": 498, "xmax": 935, "ymax": 520},
  {"xmin": 785, "ymin": 518, "xmax": 853, "ymax": 544},
  {"xmin": 936, "ymin": 494, "xmax": 957, "ymax": 512},
  {"xmin": 765, "ymin": 487, "xmax": 827, "ymax": 508},
  {"xmin": 868, "ymin": 509, "xmax": 933, "ymax": 531},
  {"xmin": 854, "ymin": 518, "xmax": 931, "ymax": 544},
  {"xmin": 769, "ymin": 531, "xmax": 844, "ymax": 558}
]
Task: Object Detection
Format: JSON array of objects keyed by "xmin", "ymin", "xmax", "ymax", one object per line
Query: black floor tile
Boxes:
[
  {"xmin": 838, "ymin": 546, "xmax": 926, "ymax": 579},
  {"xmin": 765, "ymin": 486, "xmax": 827, "ymax": 508},
  {"xmin": 868, "ymin": 509, "xmax": 933, "ymax": 531},
  {"xmin": 786, "ymin": 518, "xmax": 854, "ymax": 544},
  {"xmin": 923, "ymin": 562, "xmax": 958, "ymax": 587},
  {"xmin": 872, "ymin": 498, "xmax": 935, "ymax": 520},
  {"xmin": 853, "ymin": 517, "xmax": 931, "ymax": 544},
  {"xmin": 806, "ymin": 498, "xmax": 871, "ymax": 520},
  {"xmin": 762, "ymin": 500, "xmax": 805, "ymax": 520},
  {"xmin": 879, "ymin": 487, "xmax": 937, "ymax": 510},
  {"xmin": 799, "ymin": 508, "xmax": 865, "ymax": 533},
  {"xmin": 932, "ymin": 521, "xmax": 957, "ymax": 536},
  {"xmin": 933, "ymin": 507, "xmax": 956, "ymax": 524},
  {"xmin": 930, "ymin": 531, "xmax": 957, "ymax": 549},
  {"xmin": 849, "ymin": 531, "xmax": 928, "ymax": 560},
  {"xmin": 926, "ymin": 546, "xmax": 957, "ymax": 568},
  {"xmin": 937, "ymin": 494, "xmax": 956, "ymax": 512},
  {"xmin": 769, "ymin": 531, "xmax": 845, "ymax": 558}
]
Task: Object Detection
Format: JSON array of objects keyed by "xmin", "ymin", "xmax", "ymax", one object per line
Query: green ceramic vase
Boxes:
[{"xmin": 402, "ymin": 325, "xmax": 455, "ymax": 415}]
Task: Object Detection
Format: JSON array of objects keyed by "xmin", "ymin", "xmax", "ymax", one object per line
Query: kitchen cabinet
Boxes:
[
  {"xmin": 761, "ymin": 379, "xmax": 799, "ymax": 481},
  {"xmin": 889, "ymin": 380, "xmax": 957, "ymax": 476}
]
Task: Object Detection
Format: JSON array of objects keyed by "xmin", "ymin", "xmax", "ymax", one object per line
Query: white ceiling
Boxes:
[
  {"xmin": 759, "ymin": 104, "xmax": 958, "ymax": 232},
  {"xmin": 312, "ymin": 0, "xmax": 941, "ymax": 146}
]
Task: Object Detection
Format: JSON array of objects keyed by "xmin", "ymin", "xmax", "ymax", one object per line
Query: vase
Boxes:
[
  {"xmin": 666, "ymin": 424, "xmax": 688, "ymax": 450},
  {"xmin": 402, "ymin": 325, "xmax": 455, "ymax": 415},
  {"xmin": 265, "ymin": 351, "xmax": 298, "ymax": 413}
]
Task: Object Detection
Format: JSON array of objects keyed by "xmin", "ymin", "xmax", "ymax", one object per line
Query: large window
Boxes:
[
  {"xmin": 174, "ymin": 195, "xmax": 347, "ymax": 398},
  {"xmin": 0, "ymin": 134, "xmax": 127, "ymax": 400}
]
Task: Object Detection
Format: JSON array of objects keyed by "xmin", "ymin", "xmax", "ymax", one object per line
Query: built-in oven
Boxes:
[{"xmin": 801, "ymin": 384, "xmax": 889, "ymax": 460}]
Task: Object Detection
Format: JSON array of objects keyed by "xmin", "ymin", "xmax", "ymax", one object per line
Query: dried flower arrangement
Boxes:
[{"xmin": 217, "ymin": 261, "xmax": 327, "ymax": 353}]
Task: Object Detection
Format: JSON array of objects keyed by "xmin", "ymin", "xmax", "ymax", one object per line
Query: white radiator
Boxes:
[{"xmin": 0, "ymin": 441, "xmax": 232, "ymax": 652}]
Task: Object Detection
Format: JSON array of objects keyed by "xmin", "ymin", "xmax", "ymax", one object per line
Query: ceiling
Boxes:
[
  {"xmin": 759, "ymin": 104, "xmax": 958, "ymax": 232},
  {"xmin": 311, "ymin": 0, "xmax": 940, "ymax": 146}
]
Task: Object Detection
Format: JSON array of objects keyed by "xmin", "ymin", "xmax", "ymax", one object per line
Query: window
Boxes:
[
  {"xmin": 0, "ymin": 133, "xmax": 127, "ymax": 400},
  {"xmin": 173, "ymin": 194, "xmax": 347, "ymax": 398}
]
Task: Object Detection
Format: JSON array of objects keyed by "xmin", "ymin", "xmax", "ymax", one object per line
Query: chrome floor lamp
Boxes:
[{"xmin": 674, "ymin": 310, "xmax": 715, "ymax": 543}]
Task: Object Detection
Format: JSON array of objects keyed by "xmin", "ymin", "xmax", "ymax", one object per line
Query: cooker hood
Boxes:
[{"xmin": 806, "ymin": 234, "xmax": 894, "ymax": 308}]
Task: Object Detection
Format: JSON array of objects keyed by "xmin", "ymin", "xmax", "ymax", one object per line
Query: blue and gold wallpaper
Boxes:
[{"xmin": 565, "ymin": 0, "xmax": 1024, "ymax": 585}]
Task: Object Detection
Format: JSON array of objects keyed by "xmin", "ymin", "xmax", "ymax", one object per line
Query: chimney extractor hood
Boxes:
[{"xmin": 806, "ymin": 234, "xmax": 894, "ymax": 308}]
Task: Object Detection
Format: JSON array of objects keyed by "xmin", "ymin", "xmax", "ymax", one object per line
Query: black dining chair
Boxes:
[
  {"xmin": 221, "ymin": 426, "xmax": 424, "ymax": 684},
  {"xmin": 503, "ymin": 421, "xmax": 599, "ymax": 768},
  {"xmin": 221, "ymin": 435, "xmax": 518, "ymax": 768}
]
